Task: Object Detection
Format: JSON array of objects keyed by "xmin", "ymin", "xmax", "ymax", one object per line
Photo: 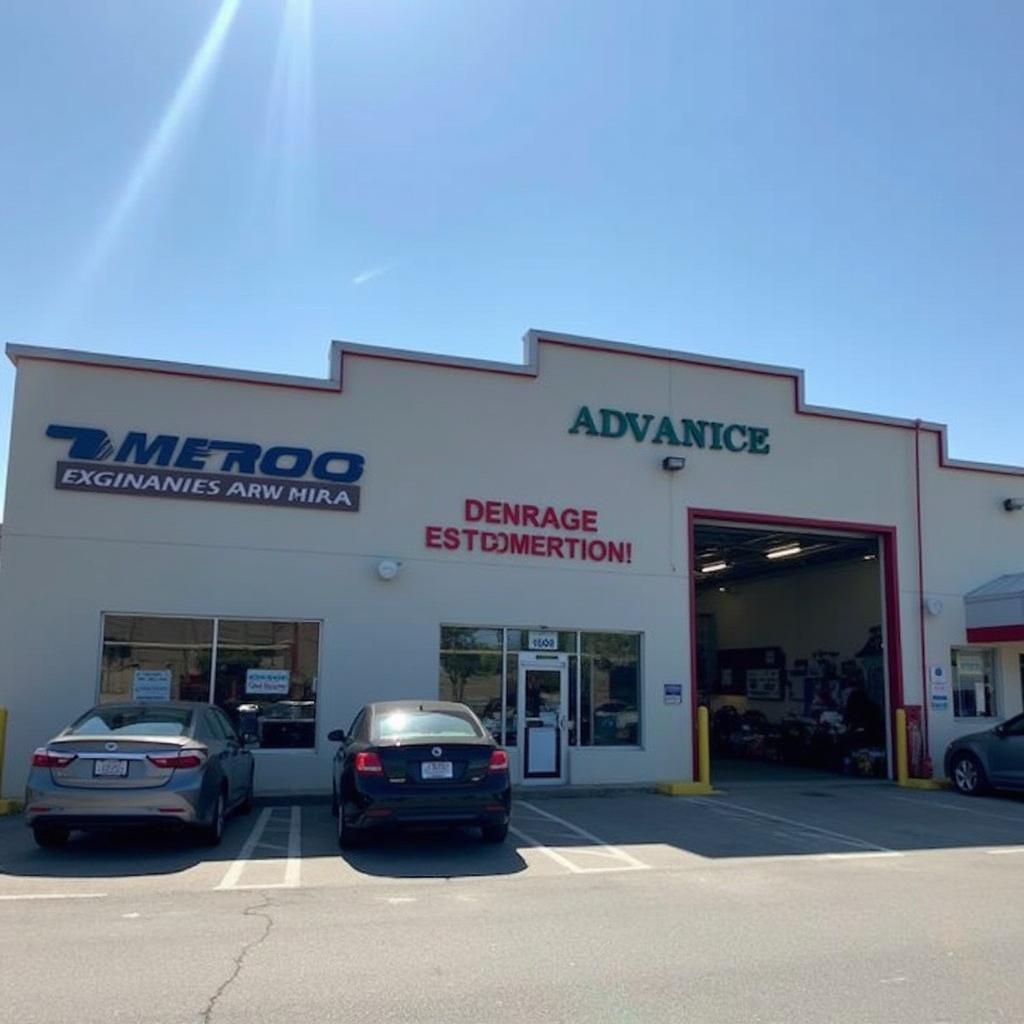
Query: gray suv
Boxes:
[
  {"xmin": 945, "ymin": 713, "xmax": 1024, "ymax": 796},
  {"xmin": 25, "ymin": 702, "xmax": 254, "ymax": 848}
]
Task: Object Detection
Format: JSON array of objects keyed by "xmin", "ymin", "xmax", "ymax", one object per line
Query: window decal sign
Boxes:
[
  {"xmin": 47, "ymin": 424, "xmax": 363, "ymax": 512},
  {"xmin": 132, "ymin": 669, "xmax": 172, "ymax": 701},
  {"xmin": 246, "ymin": 669, "xmax": 291, "ymax": 696},
  {"xmin": 426, "ymin": 499, "xmax": 634, "ymax": 564}
]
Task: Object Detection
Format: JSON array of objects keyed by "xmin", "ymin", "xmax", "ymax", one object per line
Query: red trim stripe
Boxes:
[{"xmin": 966, "ymin": 625, "xmax": 1024, "ymax": 643}]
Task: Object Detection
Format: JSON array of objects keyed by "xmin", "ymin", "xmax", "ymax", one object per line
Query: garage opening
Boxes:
[{"xmin": 692, "ymin": 517, "xmax": 894, "ymax": 783}]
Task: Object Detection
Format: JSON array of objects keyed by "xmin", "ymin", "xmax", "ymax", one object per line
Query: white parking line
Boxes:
[
  {"xmin": 515, "ymin": 800, "xmax": 650, "ymax": 873},
  {"xmin": 885, "ymin": 793, "xmax": 1024, "ymax": 826},
  {"xmin": 509, "ymin": 825, "xmax": 588, "ymax": 873},
  {"xmin": 986, "ymin": 847, "xmax": 1024, "ymax": 855},
  {"xmin": 215, "ymin": 806, "xmax": 302, "ymax": 891},
  {"xmin": 0, "ymin": 892, "xmax": 107, "ymax": 901},
  {"xmin": 693, "ymin": 797, "xmax": 900, "ymax": 855}
]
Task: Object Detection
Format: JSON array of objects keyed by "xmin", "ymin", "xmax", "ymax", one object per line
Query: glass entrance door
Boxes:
[{"xmin": 518, "ymin": 655, "xmax": 568, "ymax": 783}]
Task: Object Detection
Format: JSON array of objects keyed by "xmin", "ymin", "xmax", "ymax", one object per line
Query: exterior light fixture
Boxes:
[
  {"xmin": 377, "ymin": 559, "xmax": 401, "ymax": 581},
  {"xmin": 661, "ymin": 456, "xmax": 686, "ymax": 472},
  {"xmin": 863, "ymin": 554, "xmax": 877, "ymax": 561},
  {"xmin": 1004, "ymin": 498, "xmax": 1024, "ymax": 512},
  {"xmin": 765, "ymin": 544, "xmax": 801, "ymax": 560},
  {"xmin": 700, "ymin": 561, "xmax": 729, "ymax": 574}
]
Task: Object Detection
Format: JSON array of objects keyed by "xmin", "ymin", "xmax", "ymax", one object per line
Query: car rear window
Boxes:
[
  {"xmin": 68, "ymin": 707, "xmax": 193, "ymax": 737},
  {"xmin": 374, "ymin": 709, "xmax": 483, "ymax": 741}
]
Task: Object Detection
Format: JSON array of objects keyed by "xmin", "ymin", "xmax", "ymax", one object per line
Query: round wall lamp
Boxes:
[
  {"xmin": 923, "ymin": 597, "xmax": 944, "ymax": 616},
  {"xmin": 377, "ymin": 559, "xmax": 402, "ymax": 581}
]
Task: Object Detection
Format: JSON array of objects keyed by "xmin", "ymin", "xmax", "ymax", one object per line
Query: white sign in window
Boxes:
[
  {"xmin": 246, "ymin": 668, "xmax": 291, "ymax": 696},
  {"xmin": 528, "ymin": 631, "xmax": 559, "ymax": 652},
  {"xmin": 132, "ymin": 669, "xmax": 172, "ymax": 701}
]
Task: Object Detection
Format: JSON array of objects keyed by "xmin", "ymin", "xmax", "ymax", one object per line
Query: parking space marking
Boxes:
[
  {"xmin": 215, "ymin": 805, "xmax": 302, "ymax": 891},
  {"xmin": 0, "ymin": 892, "xmax": 108, "ymax": 901},
  {"xmin": 693, "ymin": 797, "xmax": 899, "ymax": 855},
  {"xmin": 885, "ymin": 793, "xmax": 1024, "ymax": 826},
  {"xmin": 509, "ymin": 825, "xmax": 587, "ymax": 873},
  {"xmin": 986, "ymin": 847, "xmax": 1024, "ymax": 855},
  {"xmin": 515, "ymin": 800, "xmax": 651, "ymax": 873}
]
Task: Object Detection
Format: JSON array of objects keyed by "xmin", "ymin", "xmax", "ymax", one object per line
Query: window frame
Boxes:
[
  {"xmin": 951, "ymin": 646, "xmax": 999, "ymax": 720},
  {"xmin": 439, "ymin": 625, "xmax": 644, "ymax": 750},
  {"xmin": 97, "ymin": 612, "xmax": 323, "ymax": 753}
]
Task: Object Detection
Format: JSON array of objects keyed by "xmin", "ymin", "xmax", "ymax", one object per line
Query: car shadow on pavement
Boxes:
[
  {"xmin": 0, "ymin": 809, "xmax": 266, "ymax": 880},
  {"xmin": 338, "ymin": 826, "xmax": 528, "ymax": 879}
]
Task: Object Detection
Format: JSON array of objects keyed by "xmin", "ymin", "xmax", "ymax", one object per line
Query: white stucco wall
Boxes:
[{"xmin": 0, "ymin": 332, "xmax": 1021, "ymax": 796}]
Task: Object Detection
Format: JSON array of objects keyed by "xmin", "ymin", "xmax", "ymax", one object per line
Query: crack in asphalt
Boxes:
[{"xmin": 198, "ymin": 894, "xmax": 274, "ymax": 1024}]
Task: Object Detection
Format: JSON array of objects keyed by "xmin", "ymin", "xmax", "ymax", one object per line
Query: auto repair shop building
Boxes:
[{"xmin": 0, "ymin": 330, "xmax": 1022, "ymax": 797}]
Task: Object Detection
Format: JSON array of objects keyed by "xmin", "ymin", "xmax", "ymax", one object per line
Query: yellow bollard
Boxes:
[
  {"xmin": 895, "ymin": 708, "xmax": 909, "ymax": 785},
  {"xmin": 656, "ymin": 702, "xmax": 716, "ymax": 796},
  {"xmin": 698, "ymin": 705, "xmax": 711, "ymax": 788},
  {"xmin": 0, "ymin": 706, "xmax": 22, "ymax": 815}
]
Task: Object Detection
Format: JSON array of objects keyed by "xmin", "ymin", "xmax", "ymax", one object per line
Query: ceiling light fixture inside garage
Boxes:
[
  {"xmin": 700, "ymin": 561, "xmax": 729, "ymax": 574},
  {"xmin": 765, "ymin": 544, "xmax": 802, "ymax": 560}
]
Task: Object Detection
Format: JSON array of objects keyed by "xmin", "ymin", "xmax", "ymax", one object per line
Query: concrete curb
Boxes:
[{"xmin": 0, "ymin": 799, "xmax": 24, "ymax": 816}]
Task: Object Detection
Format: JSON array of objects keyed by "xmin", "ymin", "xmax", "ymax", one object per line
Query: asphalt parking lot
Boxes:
[{"xmin": 4, "ymin": 778, "xmax": 1024, "ymax": 1023}]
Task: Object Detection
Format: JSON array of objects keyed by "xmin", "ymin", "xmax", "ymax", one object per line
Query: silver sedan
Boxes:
[{"xmin": 24, "ymin": 701, "xmax": 254, "ymax": 848}]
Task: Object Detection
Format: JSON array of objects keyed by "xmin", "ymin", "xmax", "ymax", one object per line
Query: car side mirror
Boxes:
[
  {"xmin": 327, "ymin": 728, "xmax": 346, "ymax": 743},
  {"xmin": 994, "ymin": 724, "xmax": 1007, "ymax": 738}
]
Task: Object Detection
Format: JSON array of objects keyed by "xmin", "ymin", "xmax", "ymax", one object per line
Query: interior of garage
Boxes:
[{"xmin": 694, "ymin": 522, "xmax": 889, "ymax": 781}]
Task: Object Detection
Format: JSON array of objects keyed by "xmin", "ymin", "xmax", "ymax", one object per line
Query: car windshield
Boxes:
[
  {"xmin": 68, "ymin": 707, "xmax": 193, "ymax": 737},
  {"xmin": 374, "ymin": 709, "xmax": 483, "ymax": 741}
]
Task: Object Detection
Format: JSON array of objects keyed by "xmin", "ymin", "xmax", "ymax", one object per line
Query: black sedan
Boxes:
[{"xmin": 329, "ymin": 700, "xmax": 511, "ymax": 848}]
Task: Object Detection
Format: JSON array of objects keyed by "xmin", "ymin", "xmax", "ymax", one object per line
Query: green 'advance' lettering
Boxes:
[
  {"xmin": 569, "ymin": 406, "xmax": 598, "ymax": 436},
  {"xmin": 651, "ymin": 416, "xmax": 682, "ymax": 446}
]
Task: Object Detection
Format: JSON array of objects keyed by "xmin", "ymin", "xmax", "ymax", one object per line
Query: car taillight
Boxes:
[
  {"xmin": 354, "ymin": 751, "xmax": 384, "ymax": 774},
  {"xmin": 31, "ymin": 749, "xmax": 76, "ymax": 768},
  {"xmin": 147, "ymin": 752, "xmax": 205, "ymax": 770},
  {"xmin": 489, "ymin": 750, "xmax": 509, "ymax": 773}
]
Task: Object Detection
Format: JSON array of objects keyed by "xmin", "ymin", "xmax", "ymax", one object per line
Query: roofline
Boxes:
[{"xmin": 7, "ymin": 330, "xmax": 1024, "ymax": 478}]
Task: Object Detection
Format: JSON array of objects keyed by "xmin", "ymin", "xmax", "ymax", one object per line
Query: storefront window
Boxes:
[
  {"xmin": 99, "ymin": 615, "xmax": 320, "ymax": 748},
  {"xmin": 952, "ymin": 648, "xmax": 996, "ymax": 718},
  {"xmin": 101, "ymin": 616, "xmax": 213, "ymax": 703},
  {"xmin": 439, "ymin": 627, "xmax": 503, "ymax": 743},
  {"xmin": 214, "ymin": 620, "xmax": 320, "ymax": 749},
  {"xmin": 580, "ymin": 632, "xmax": 641, "ymax": 746},
  {"xmin": 438, "ymin": 627, "xmax": 641, "ymax": 749}
]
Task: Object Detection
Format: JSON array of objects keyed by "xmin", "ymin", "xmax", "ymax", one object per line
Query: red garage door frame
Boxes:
[{"xmin": 687, "ymin": 508, "xmax": 905, "ymax": 781}]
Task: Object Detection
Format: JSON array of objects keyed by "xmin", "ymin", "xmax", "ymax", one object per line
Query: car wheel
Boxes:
[
  {"xmin": 481, "ymin": 823, "xmax": 509, "ymax": 844},
  {"xmin": 201, "ymin": 792, "xmax": 226, "ymax": 846},
  {"xmin": 32, "ymin": 824, "xmax": 70, "ymax": 849},
  {"xmin": 337, "ymin": 803, "xmax": 360, "ymax": 849},
  {"xmin": 952, "ymin": 752, "xmax": 988, "ymax": 796},
  {"xmin": 239, "ymin": 770, "xmax": 255, "ymax": 815}
]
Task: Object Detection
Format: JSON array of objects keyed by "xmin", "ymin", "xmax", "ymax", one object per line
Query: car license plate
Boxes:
[
  {"xmin": 93, "ymin": 758, "xmax": 129, "ymax": 778},
  {"xmin": 421, "ymin": 761, "xmax": 453, "ymax": 780}
]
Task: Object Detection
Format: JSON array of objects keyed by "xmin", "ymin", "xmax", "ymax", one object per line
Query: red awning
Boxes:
[{"xmin": 965, "ymin": 574, "xmax": 1024, "ymax": 643}]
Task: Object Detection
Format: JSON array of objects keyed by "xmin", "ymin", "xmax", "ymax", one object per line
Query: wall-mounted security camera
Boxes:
[
  {"xmin": 377, "ymin": 559, "xmax": 401, "ymax": 581},
  {"xmin": 1003, "ymin": 498, "xmax": 1024, "ymax": 512}
]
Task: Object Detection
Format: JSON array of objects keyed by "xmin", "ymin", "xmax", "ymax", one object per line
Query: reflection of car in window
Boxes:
[
  {"xmin": 251, "ymin": 700, "xmax": 316, "ymax": 749},
  {"xmin": 593, "ymin": 701, "xmax": 639, "ymax": 742}
]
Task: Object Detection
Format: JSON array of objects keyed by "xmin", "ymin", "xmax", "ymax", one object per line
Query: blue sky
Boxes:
[{"xmin": 2, "ymin": 0, "xmax": 1022, "ymax": 503}]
